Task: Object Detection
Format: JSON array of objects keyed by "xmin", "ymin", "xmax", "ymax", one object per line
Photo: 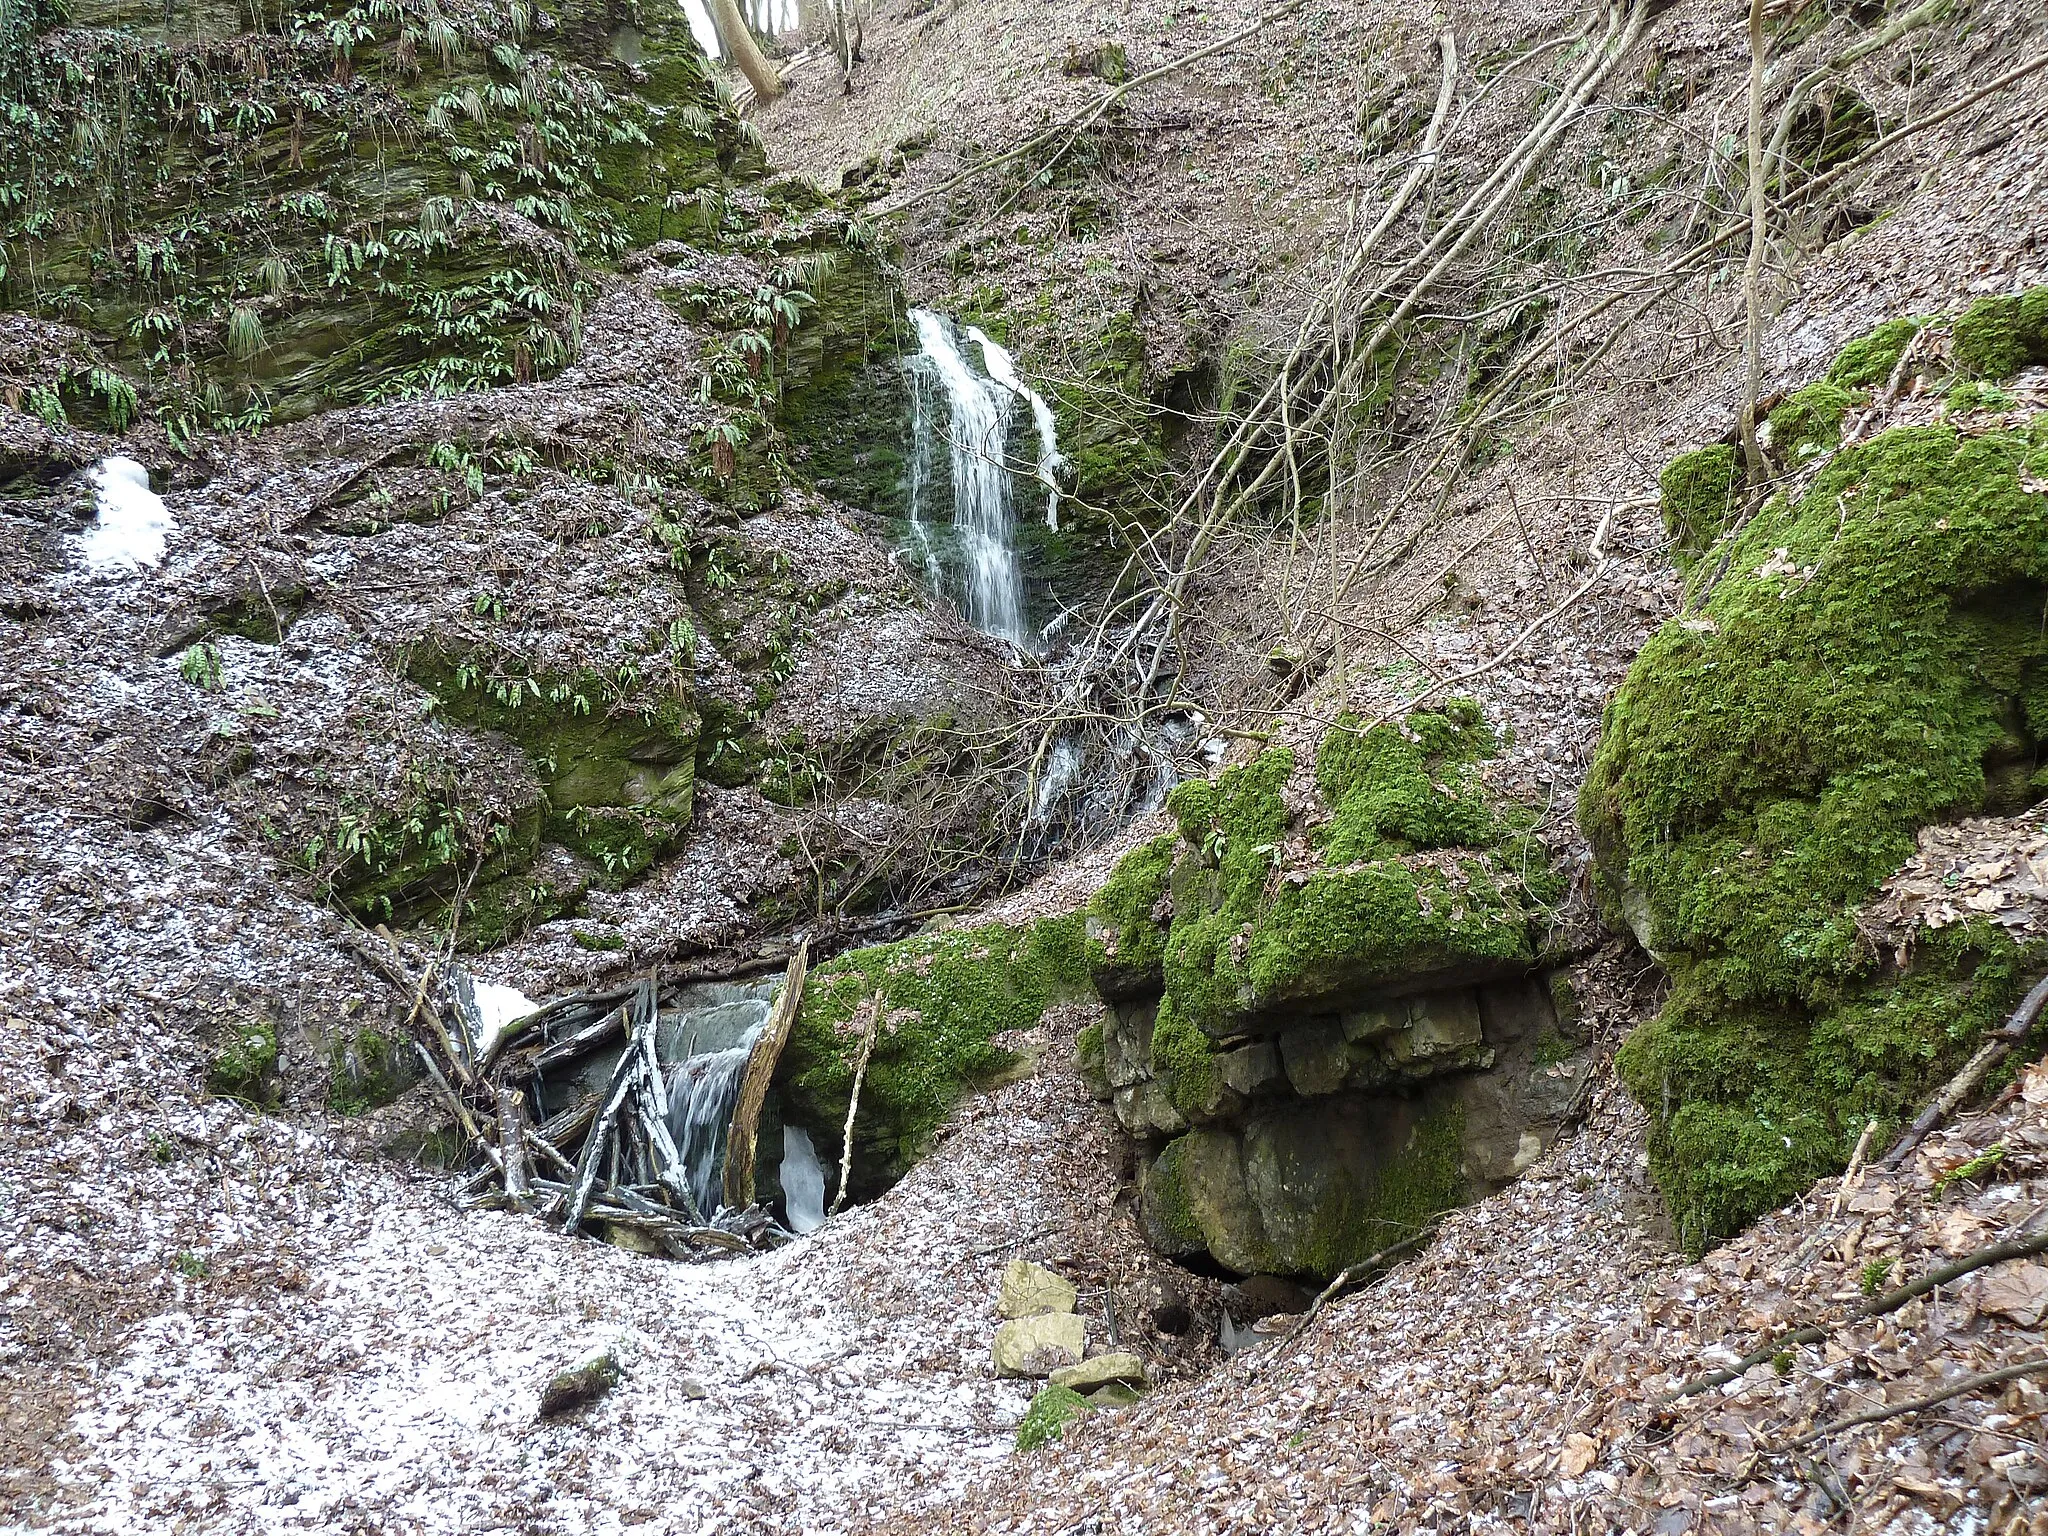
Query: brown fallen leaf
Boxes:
[
  {"xmin": 1559, "ymin": 1432, "xmax": 1599, "ymax": 1478},
  {"xmin": 1979, "ymin": 1263, "xmax": 2048, "ymax": 1328}
]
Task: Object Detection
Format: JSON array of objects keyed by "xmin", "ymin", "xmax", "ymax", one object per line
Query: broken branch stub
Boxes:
[{"xmin": 723, "ymin": 942, "xmax": 810, "ymax": 1213}]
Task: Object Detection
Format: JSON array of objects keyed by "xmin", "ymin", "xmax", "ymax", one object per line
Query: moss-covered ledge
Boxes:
[{"xmin": 1088, "ymin": 701, "xmax": 1560, "ymax": 1039}]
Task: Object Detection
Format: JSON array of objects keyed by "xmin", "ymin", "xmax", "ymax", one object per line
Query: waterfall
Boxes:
[
  {"xmin": 779, "ymin": 1125, "xmax": 827, "ymax": 1234},
  {"xmin": 666, "ymin": 1041, "xmax": 760, "ymax": 1218},
  {"xmin": 966, "ymin": 325, "xmax": 1068, "ymax": 532},
  {"xmin": 907, "ymin": 307, "xmax": 1028, "ymax": 645}
]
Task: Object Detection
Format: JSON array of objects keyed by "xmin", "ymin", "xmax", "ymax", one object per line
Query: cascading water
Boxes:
[
  {"xmin": 659, "ymin": 987, "xmax": 774, "ymax": 1218},
  {"xmin": 907, "ymin": 307, "xmax": 1030, "ymax": 645},
  {"xmin": 904, "ymin": 308, "xmax": 1072, "ymax": 648}
]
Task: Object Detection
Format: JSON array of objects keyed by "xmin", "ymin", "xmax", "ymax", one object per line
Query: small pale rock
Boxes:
[
  {"xmin": 993, "ymin": 1313, "xmax": 1086, "ymax": 1378},
  {"xmin": 1048, "ymin": 1352, "xmax": 1148, "ymax": 1391},
  {"xmin": 998, "ymin": 1260, "xmax": 1076, "ymax": 1319}
]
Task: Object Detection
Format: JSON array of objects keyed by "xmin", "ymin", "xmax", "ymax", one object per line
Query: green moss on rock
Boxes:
[
  {"xmin": 1585, "ymin": 418, "xmax": 2048, "ymax": 1247},
  {"xmin": 1826, "ymin": 317, "xmax": 1922, "ymax": 389},
  {"xmin": 1766, "ymin": 381, "xmax": 1862, "ymax": 462},
  {"xmin": 1658, "ymin": 444, "xmax": 1741, "ymax": 558},
  {"xmin": 1015, "ymin": 1385, "xmax": 1092, "ymax": 1451},
  {"xmin": 781, "ymin": 914, "xmax": 1092, "ymax": 1182},
  {"xmin": 1950, "ymin": 287, "xmax": 2048, "ymax": 381},
  {"xmin": 1084, "ymin": 831, "xmax": 1177, "ymax": 999},
  {"xmin": 209, "ymin": 1013, "xmax": 280, "ymax": 1108},
  {"xmin": 326, "ymin": 1028, "xmax": 416, "ymax": 1116}
]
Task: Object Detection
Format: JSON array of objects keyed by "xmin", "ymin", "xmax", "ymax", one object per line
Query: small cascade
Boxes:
[
  {"xmin": 966, "ymin": 325, "xmax": 1069, "ymax": 532},
  {"xmin": 779, "ymin": 1124, "xmax": 827, "ymax": 1234},
  {"xmin": 907, "ymin": 307, "xmax": 1029, "ymax": 645},
  {"xmin": 653, "ymin": 982, "xmax": 775, "ymax": 1218}
]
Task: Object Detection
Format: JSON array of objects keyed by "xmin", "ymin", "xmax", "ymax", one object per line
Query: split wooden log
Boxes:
[
  {"xmin": 1877, "ymin": 973, "xmax": 2048, "ymax": 1171},
  {"xmin": 560, "ymin": 1042, "xmax": 646, "ymax": 1232},
  {"xmin": 497, "ymin": 1086, "xmax": 532, "ymax": 1209},
  {"xmin": 723, "ymin": 942, "xmax": 809, "ymax": 1212}
]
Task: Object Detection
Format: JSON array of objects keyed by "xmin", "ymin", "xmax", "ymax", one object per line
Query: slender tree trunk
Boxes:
[
  {"xmin": 795, "ymin": 0, "xmax": 828, "ymax": 40},
  {"xmin": 708, "ymin": 0, "xmax": 782, "ymax": 101},
  {"xmin": 1737, "ymin": 0, "xmax": 1769, "ymax": 490}
]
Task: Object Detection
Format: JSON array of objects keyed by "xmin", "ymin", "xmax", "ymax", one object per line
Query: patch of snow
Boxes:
[{"xmin": 471, "ymin": 981, "xmax": 538, "ymax": 1060}]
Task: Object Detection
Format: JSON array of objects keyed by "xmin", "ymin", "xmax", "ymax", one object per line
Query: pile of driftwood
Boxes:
[{"xmin": 347, "ymin": 927, "xmax": 809, "ymax": 1260}]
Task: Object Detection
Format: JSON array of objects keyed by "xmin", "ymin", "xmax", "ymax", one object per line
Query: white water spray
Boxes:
[
  {"xmin": 907, "ymin": 307, "xmax": 1030, "ymax": 645},
  {"xmin": 78, "ymin": 456, "xmax": 174, "ymax": 571}
]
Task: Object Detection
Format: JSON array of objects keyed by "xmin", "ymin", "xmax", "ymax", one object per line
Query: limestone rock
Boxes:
[
  {"xmin": 1384, "ymin": 990, "xmax": 1485, "ymax": 1070},
  {"xmin": 1102, "ymin": 1000, "xmax": 1158, "ymax": 1089},
  {"xmin": 1217, "ymin": 1040, "xmax": 1283, "ymax": 1097},
  {"xmin": 998, "ymin": 1259, "xmax": 1077, "ymax": 1319},
  {"xmin": 1114, "ymin": 1079, "xmax": 1189, "ymax": 1137},
  {"xmin": 992, "ymin": 1312, "xmax": 1086, "ymax": 1378},
  {"xmin": 1088, "ymin": 1382, "xmax": 1146, "ymax": 1407},
  {"xmin": 1278, "ymin": 1022, "xmax": 1349, "ymax": 1096},
  {"xmin": 1049, "ymin": 1352, "xmax": 1149, "ymax": 1392}
]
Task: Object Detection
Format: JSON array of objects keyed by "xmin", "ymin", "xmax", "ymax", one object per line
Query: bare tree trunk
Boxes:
[
  {"xmin": 708, "ymin": 0, "xmax": 782, "ymax": 101},
  {"xmin": 795, "ymin": 0, "xmax": 828, "ymax": 40},
  {"xmin": 1737, "ymin": 0, "xmax": 1769, "ymax": 489}
]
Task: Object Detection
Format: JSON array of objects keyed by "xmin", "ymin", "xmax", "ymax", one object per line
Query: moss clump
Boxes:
[
  {"xmin": 1314, "ymin": 699, "xmax": 1500, "ymax": 861},
  {"xmin": 1155, "ymin": 715, "xmax": 1551, "ymax": 1036},
  {"xmin": 1827, "ymin": 317, "xmax": 1922, "ymax": 389},
  {"xmin": 1950, "ymin": 287, "xmax": 2048, "ymax": 380},
  {"xmin": 1083, "ymin": 832, "xmax": 1177, "ymax": 997},
  {"xmin": 1148, "ymin": 997, "xmax": 1220, "ymax": 1118},
  {"xmin": 1658, "ymin": 445, "xmax": 1742, "ymax": 558},
  {"xmin": 781, "ymin": 914, "xmax": 1093, "ymax": 1181},
  {"xmin": 1585, "ymin": 419, "xmax": 2048, "ymax": 1247},
  {"xmin": 1766, "ymin": 381, "xmax": 1862, "ymax": 462},
  {"xmin": 1015, "ymin": 1385, "xmax": 1092, "ymax": 1451},
  {"xmin": 208, "ymin": 1014, "xmax": 280, "ymax": 1108},
  {"xmin": 326, "ymin": 1028, "xmax": 414, "ymax": 1116}
]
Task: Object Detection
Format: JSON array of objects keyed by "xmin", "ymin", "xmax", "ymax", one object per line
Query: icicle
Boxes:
[{"xmin": 779, "ymin": 1124, "xmax": 826, "ymax": 1234}]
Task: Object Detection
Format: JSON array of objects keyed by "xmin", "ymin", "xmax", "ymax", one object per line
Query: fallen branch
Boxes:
[
  {"xmin": 1782, "ymin": 1354, "xmax": 2048, "ymax": 1450},
  {"xmin": 1667, "ymin": 1226, "xmax": 2048, "ymax": 1400},
  {"xmin": 830, "ymin": 994, "xmax": 881, "ymax": 1217},
  {"xmin": 1250, "ymin": 1224, "xmax": 1441, "ymax": 1372},
  {"xmin": 1877, "ymin": 973, "xmax": 2048, "ymax": 1171}
]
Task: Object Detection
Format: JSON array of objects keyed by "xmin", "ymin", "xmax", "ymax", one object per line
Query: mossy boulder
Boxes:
[
  {"xmin": 1950, "ymin": 287, "xmax": 2048, "ymax": 381},
  {"xmin": 1583, "ymin": 417, "xmax": 2048, "ymax": 1248},
  {"xmin": 1827, "ymin": 317, "xmax": 1923, "ymax": 389},
  {"xmin": 1084, "ymin": 832, "xmax": 1176, "ymax": 1000},
  {"xmin": 326, "ymin": 1027, "xmax": 418, "ymax": 1116},
  {"xmin": 1128, "ymin": 705, "xmax": 1555, "ymax": 1038},
  {"xmin": 1766, "ymin": 381, "xmax": 1862, "ymax": 463},
  {"xmin": 208, "ymin": 1011, "xmax": 281, "ymax": 1108},
  {"xmin": 1015, "ymin": 1384, "xmax": 1092, "ymax": 1451},
  {"xmin": 779, "ymin": 914, "xmax": 1092, "ymax": 1192}
]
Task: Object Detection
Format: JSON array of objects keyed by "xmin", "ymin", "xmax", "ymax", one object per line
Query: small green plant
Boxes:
[
  {"xmin": 1015, "ymin": 1385, "xmax": 1091, "ymax": 1451},
  {"xmin": 148, "ymin": 1131, "xmax": 177, "ymax": 1165},
  {"xmin": 1859, "ymin": 1258, "xmax": 1894, "ymax": 1297},
  {"xmin": 1772, "ymin": 1349, "xmax": 1795, "ymax": 1375},
  {"xmin": 174, "ymin": 1250, "xmax": 210, "ymax": 1280},
  {"xmin": 1935, "ymin": 1143, "xmax": 2007, "ymax": 1195},
  {"xmin": 179, "ymin": 642, "xmax": 224, "ymax": 691},
  {"xmin": 226, "ymin": 304, "xmax": 266, "ymax": 361}
]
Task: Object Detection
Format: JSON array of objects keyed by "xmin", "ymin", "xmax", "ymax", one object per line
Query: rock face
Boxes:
[
  {"xmin": 992, "ymin": 1313, "xmax": 1086, "ymax": 1379},
  {"xmin": 1082, "ymin": 704, "xmax": 1594, "ymax": 1280},
  {"xmin": 998, "ymin": 1260, "xmax": 1078, "ymax": 1320}
]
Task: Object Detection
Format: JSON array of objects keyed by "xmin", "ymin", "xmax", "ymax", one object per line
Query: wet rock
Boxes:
[
  {"xmin": 538, "ymin": 1345, "xmax": 623, "ymax": 1419},
  {"xmin": 992, "ymin": 1313, "xmax": 1086, "ymax": 1378},
  {"xmin": 1048, "ymin": 1352, "xmax": 1148, "ymax": 1392},
  {"xmin": 998, "ymin": 1259, "xmax": 1076, "ymax": 1319}
]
